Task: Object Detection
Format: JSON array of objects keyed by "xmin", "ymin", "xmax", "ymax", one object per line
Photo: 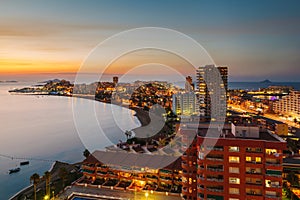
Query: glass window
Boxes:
[
  {"xmin": 229, "ymin": 177, "xmax": 240, "ymax": 184},
  {"xmin": 229, "ymin": 167, "xmax": 239, "ymax": 174},
  {"xmin": 256, "ymin": 157, "xmax": 262, "ymax": 163},
  {"xmin": 229, "ymin": 156, "xmax": 240, "ymax": 163},
  {"xmin": 246, "ymin": 156, "xmax": 251, "ymax": 162},
  {"xmin": 229, "ymin": 188, "xmax": 239, "ymax": 194},
  {"xmin": 229, "ymin": 146, "xmax": 239, "ymax": 152}
]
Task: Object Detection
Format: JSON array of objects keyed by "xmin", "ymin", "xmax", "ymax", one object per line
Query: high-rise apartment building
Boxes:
[
  {"xmin": 172, "ymin": 92, "xmax": 199, "ymax": 116},
  {"xmin": 273, "ymin": 90, "xmax": 300, "ymax": 119},
  {"xmin": 181, "ymin": 123, "xmax": 286, "ymax": 200},
  {"xmin": 196, "ymin": 65, "xmax": 228, "ymax": 120}
]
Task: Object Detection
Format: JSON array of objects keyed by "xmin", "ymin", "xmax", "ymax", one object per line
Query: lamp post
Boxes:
[{"xmin": 145, "ymin": 192, "xmax": 149, "ymax": 200}]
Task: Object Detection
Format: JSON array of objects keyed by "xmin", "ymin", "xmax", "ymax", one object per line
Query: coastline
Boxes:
[
  {"xmin": 10, "ymin": 161, "xmax": 82, "ymax": 200},
  {"xmin": 9, "ymin": 93, "xmax": 148, "ymax": 199}
]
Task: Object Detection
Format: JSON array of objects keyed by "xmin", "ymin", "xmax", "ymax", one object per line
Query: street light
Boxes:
[
  {"xmin": 44, "ymin": 195, "xmax": 49, "ymax": 200},
  {"xmin": 145, "ymin": 192, "xmax": 149, "ymax": 200}
]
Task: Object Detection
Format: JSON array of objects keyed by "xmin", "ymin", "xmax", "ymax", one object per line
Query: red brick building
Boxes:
[{"xmin": 181, "ymin": 123, "xmax": 286, "ymax": 200}]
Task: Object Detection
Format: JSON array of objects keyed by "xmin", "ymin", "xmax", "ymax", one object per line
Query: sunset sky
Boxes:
[{"xmin": 1, "ymin": 0, "xmax": 300, "ymax": 81}]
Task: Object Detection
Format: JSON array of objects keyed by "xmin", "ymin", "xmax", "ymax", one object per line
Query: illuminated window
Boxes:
[
  {"xmin": 229, "ymin": 188, "xmax": 239, "ymax": 194},
  {"xmin": 229, "ymin": 156, "xmax": 240, "ymax": 163},
  {"xmin": 246, "ymin": 156, "xmax": 251, "ymax": 162},
  {"xmin": 229, "ymin": 167, "xmax": 239, "ymax": 174},
  {"xmin": 256, "ymin": 157, "xmax": 262, "ymax": 163},
  {"xmin": 229, "ymin": 146, "xmax": 239, "ymax": 152},
  {"xmin": 266, "ymin": 149, "xmax": 277, "ymax": 155},
  {"xmin": 229, "ymin": 177, "xmax": 240, "ymax": 184}
]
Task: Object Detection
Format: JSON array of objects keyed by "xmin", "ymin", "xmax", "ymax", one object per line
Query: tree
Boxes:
[
  {"xmin": 30, "ymin": 173, "xmax": 40, "ymax": 200},
  {"xmin": 59, "ymin": 167, "xmax": 68, "ymax": 188},
  {"xmin": 44, "ymin": 171, "xmax": 51, "ymax": 197},
  {"xmin": 83, "ymin": 149, "xmax": 90, "ymax": 158}
]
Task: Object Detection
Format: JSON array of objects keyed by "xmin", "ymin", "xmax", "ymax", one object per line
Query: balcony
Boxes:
[
  {"xmin": 206, "ymin": 157, "xmax": 224, "ymax": 162},
  {"xmin": 246, "ymin": 193, "xmax": 263, "ymax": 196},
  {"xmin": 246, "ymin": 181, "xmax": 263, "ymax": 186},
  {"xmin": 206, "ymin": 146, "xmax": 224, "ymax": 151},
  {"xmin": 207, "ymin": 187, "xmax": 224, "ymax": 193},
  {"xmin": 206, "ymin": 178, "xmax": 224, "ymax": 182},
  {"xmin": 265, "ymin": 195, "xmax": 281, "ymax": 200},
  {"xmin": 207, "ymin": 167, "xmax": 224, "ymax": 172}
]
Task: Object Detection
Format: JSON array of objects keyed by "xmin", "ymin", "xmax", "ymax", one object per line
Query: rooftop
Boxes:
[{"xmin": 84, "ymin": 150, "xmax": 182, "ymax": 171}]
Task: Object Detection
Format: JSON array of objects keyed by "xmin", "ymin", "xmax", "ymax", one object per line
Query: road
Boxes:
[{"xmin": 228, "ymin": 104, "xmax": 300, "ymax": 129}]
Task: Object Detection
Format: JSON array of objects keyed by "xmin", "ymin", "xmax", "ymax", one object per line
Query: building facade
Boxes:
[
  {"xmin": 181, "ymin": 124, "xmax": 286, "ymax": 200},
  {"xmin": 273, "ymin": 90, "xmax": 300, "ymax": 120},
  {"xmin": 172, "ymin": 92, "xmax": 200, "ymax": 116},
  {"xmin": 196, "ymin": 65, "xmax": 228, "ymax": 120}
]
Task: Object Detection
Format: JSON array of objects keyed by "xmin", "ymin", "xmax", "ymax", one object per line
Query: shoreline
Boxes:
[
  {"xmin": 10, "ymin": 161, "xmax": 82, "ymax": 200},
  {"xmin": 9, "ymin": 93, "xmax": 149, "ymax": 199}
]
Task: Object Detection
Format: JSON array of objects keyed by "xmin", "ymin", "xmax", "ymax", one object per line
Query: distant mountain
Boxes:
[
  {"xmin": 260, "ymin": 79, "xmax": 272, "ymax": 83},
  {"xmin": 39, "ymin": 79, "xmax": 61, "ymax": 84},
  {"xmin": 0, "ymin": 80, "xmax": 18, "ymax": 83}
]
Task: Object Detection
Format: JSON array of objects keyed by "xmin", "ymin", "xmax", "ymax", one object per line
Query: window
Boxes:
[
  {"xmin": 229, "ymin": 156, "xmax": 240, "ymax": 163},
  {"xmin": 246, "ymin": 156, "xmax": 251, "ymax": 162},
  {"xmin": 229, "ymin": 187, "xmax": 239, "ymax": 195},
  {"xmin": 229, "ymin": 177, "xmax": 240, "ymax": 184},
  {"xmin": 229, "ymin": 167, "xmax": 239, "ymax": 174},
  {"xmin": 229, "ymin": 146, "xmax": 239, "ymax": 152},
  {"xmin": 256, "ymin": 157, "xmax": 262, "ymax": 163},
  {"xmin": 266, "ymin": 149, "xmax": 277, "ymax": 155}
]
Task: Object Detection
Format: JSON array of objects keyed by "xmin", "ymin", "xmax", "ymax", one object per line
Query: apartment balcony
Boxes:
[
  {"xmin": 246, "ymin": 192, "xmax": 263, "ymax": 197},
  {"xmin": 197, "ymin": 184, "xmax": 205, "ymax": 190},
  {"xmin": 206, "ymin": 178, "xmax": 224, "ymax": 182},
  {"xmin": 207, "ymin": 187, "xmax": 224, "ymax": 193},
  {"xmin": 266, "ymin": 162, "xmax": 281, "ymax": 167},
  {"xmin": 265, "ymin": 195, "xmax": 281, "ymax": 200},
  {"xmin": 207, "ymin": 167, "xmax": 224, "ymax": 172},
  {"xmin": 206, "ymin": 157, "xmax": 224, "ymax": 162},
  {"xmin": 206, "ymin": 146, "xmax": 224, "ymax": 151}
]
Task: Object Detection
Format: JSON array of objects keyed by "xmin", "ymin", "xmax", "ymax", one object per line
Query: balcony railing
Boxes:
[
  {"xmin": 207, "ymin": 178, "xmax": 224, "ymax": 182},
  {"xmin": 207, "ymin": 168, "xmax": 224, "ymax": 172},
  {"xmin": 207, "ymin": 188, "xmax": 223, "ymax": 193},
  {"xmin": 206, "ymin": 158, "xmax": 224, "ymax": 162}
]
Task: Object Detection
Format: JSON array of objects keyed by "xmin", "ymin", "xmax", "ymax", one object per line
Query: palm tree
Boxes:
[
  {"xmin": 59, "ymin": 167, "xmax": 68, "ymax": 188},
  {"xmin": 44, "ymin": 171, "xmax": 51, "ymax": 197},
  {"xmin": 30, "ymin": 173, "xmax": 40, "ymax": 200},
  {"xmin": 83, "ymin": 149, "xmax": 90, "ymax": 158}
]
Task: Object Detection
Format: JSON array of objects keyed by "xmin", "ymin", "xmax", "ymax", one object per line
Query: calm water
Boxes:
[
  {"xmin": 0, "ymin": 82, "xmax": 140, "ymax": 200},
  {"xmin": 229, "ymin": 82, "xmax": 300, "ymax": 90}
]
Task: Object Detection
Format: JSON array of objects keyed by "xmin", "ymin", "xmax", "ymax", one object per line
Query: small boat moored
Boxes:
[
  {"xmin": 20, "ymin": 161, "xmax": 30, "ymax": 166},
  {"xmin": 9, "ymin": 167, "xmax": 20, "ymax": 174}
]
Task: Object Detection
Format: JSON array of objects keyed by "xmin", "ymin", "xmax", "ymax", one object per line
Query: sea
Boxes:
[
  {"xmin": 0, "ymin": 80, "xmax": 299, "ymax": 199},
  {"xmin": 0, "ymin": 82, "xmax": 141, "ymax": 200}
]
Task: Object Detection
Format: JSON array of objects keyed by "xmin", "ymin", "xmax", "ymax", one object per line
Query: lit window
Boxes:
[
  {"xmin": 256, "ymin": 157, "xmax": 262, "ymax": 163},
  {"xmin": 246, "ymin": 156, "xmax": 251, "ymax": 162},
  {"xmin": 229, "ymin": 156, "xmax": 240, "ymax": 163},
  {"xmin": 266, "ymin": 149, "xmax": 277, "ymax": 155},
  {"xmin": 229, "ymin": 167, "xmax": 239, "ymax": 174},
  {"xmin": 229, "ymin": 188, "xmax": 239, "ymax": 194},
  {"xmin": 229, "ymin": 177, "xmax": 240, "ymax": 184},
  {"xmin": 229, "ymin": 146, "xmax": 239, "ymax": 152}
]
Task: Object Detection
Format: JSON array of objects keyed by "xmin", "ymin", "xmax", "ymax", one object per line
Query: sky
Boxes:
[{"xmin": 0, "ymin": 0, "xmax": 300, "ymax": 81}]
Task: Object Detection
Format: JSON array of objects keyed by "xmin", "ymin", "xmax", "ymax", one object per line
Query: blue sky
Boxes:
[{"xmin": 0, "ymin": 0, "xmax": 300, "ymax": 81}]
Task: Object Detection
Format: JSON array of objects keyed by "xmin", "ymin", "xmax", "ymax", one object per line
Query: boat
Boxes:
[
  {"xmin": 9, "ymin": 167, "xmax": 20, "ymax": 174},
  {"xmin": 20, "ymin": 161, "xmax": 29, "ymax": 166}
]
